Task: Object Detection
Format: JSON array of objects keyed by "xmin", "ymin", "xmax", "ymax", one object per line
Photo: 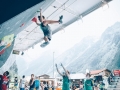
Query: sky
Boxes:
[{"xmin": 16, "ymin": 0, "xmax": 120, "ymax": 63}]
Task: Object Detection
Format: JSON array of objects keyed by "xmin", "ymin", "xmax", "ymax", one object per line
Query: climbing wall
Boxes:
[{"xmin": 0, "ymin": 0, "xmax": 55, "ymax": 68}]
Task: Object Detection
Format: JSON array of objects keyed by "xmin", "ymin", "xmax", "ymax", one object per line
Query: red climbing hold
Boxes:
[
  {"xmin": 32, "ymin": 17, "xmax": 37, "ymax": 22},
  {"xmin": 20, "ymin": 23, "xmax": 24, "ymax": 27},
  {"xmin": 0, "ymin": 49, "xmax": 5, "ymax": 55}
]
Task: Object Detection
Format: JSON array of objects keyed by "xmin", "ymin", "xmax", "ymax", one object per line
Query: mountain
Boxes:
[
  {"xmin": 18, "ymin": 22, "xmax": 120, "ymax": 76},
  {"xmin": 18, "ymin": 36, "xmax": 95, "ymax": 76},
  {"xmin": 67, "ymin": 22, "xmax": 120, "ymax": 73}
]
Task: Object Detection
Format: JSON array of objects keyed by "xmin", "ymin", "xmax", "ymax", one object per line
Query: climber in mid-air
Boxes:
[{"xmin": 35, "ymin": 9, "xmax": 63, "ymax": 47}]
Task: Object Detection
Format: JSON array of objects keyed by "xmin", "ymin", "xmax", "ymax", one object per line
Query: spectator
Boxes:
[
  {"xmin": 79, "ymin": 81, "xmax": 83, "ymax": 90},
  {"xmin": 19, "ymin": 75, "xmax": 26, "ymax": 90},
  {"xmin": 35, "ymin": 76, "xmax": 40, "ymax": 90},
  {"xmin": 94, "ymin": 80, "xmax": 99, "ymax": 90},
  {"xmin": 56, "ymin": 63, "xmax": 70, "ymax": 90},
  {"xmin": 84, "ymin": 73, "xmax": 94, "ymax": 90},
  {"xmin": 29, "ymin": 74, "xmax": 35, "ymax": 90},
  {"xmin": 99, "ymin": 81, "xmax": 105, "ymax": 90},
  {"xmin": 14, "ymin": 77, "xmax": 18, "ymax": 90},
  {"xmin": 0, "ymin": 71, "xmax": 9, "ymax": 90}
]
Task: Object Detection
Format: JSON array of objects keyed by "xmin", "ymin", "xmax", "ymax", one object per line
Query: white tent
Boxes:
[{"xmin": 70, "ymin": 73, "xmax": 86, "ymax": 79}]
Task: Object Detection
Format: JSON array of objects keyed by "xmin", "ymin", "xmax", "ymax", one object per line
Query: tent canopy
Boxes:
[{"xmin": 70, "ymin": 73, "xmax": 86, "ymax": 79}]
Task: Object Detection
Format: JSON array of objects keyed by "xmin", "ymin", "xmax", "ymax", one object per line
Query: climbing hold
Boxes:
[
  {"xmin": 32, "ymin": 17, "xmax": 37, "ymax": 22},
  {"xmin": 20, "ymin": 23, "xmax": 25, "ymax": 27},
  {"xmin": 53, "ymin": 6, "xmax": 57, "ymax": 8},
  {"xmin": 37, "ymin": 10, "xmax": 40, "ymax": 12}
]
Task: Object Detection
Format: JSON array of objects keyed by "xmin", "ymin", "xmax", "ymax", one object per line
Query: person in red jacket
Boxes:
[{"xmin": 0, "ymin": 71, "xmax": 9, "ymax": 90}]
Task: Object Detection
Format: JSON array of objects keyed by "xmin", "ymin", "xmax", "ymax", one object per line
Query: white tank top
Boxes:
[{"xmin": 20, "ymin": 78, "xmax": 26, "ymax": 88}]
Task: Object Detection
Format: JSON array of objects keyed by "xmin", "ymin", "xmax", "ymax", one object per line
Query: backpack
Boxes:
[{"xmin": 35, "ymin": 80, "xmax": 40, "ymax": 87}]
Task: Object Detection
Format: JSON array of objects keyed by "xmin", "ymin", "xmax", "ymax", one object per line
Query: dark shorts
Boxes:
[
  {"xmin": 40, "ymin": 23, "xmax": 52, "ymax": 41},
  {"xmin": 43, "ymin": 29, "xmax": 52, "ymax": 41}
]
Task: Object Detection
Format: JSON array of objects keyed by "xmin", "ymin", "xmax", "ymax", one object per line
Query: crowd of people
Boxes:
[
  {"xmin": 17, "ymin": 74, "xmax": 55, "ymax": 90},
  {"xmin": 0, "ymin": 64, "xmax": 110, "ymax": 90},
  {"xmin": 0, "ymin": 71, "xmax": 56, "ymax": 90}
]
